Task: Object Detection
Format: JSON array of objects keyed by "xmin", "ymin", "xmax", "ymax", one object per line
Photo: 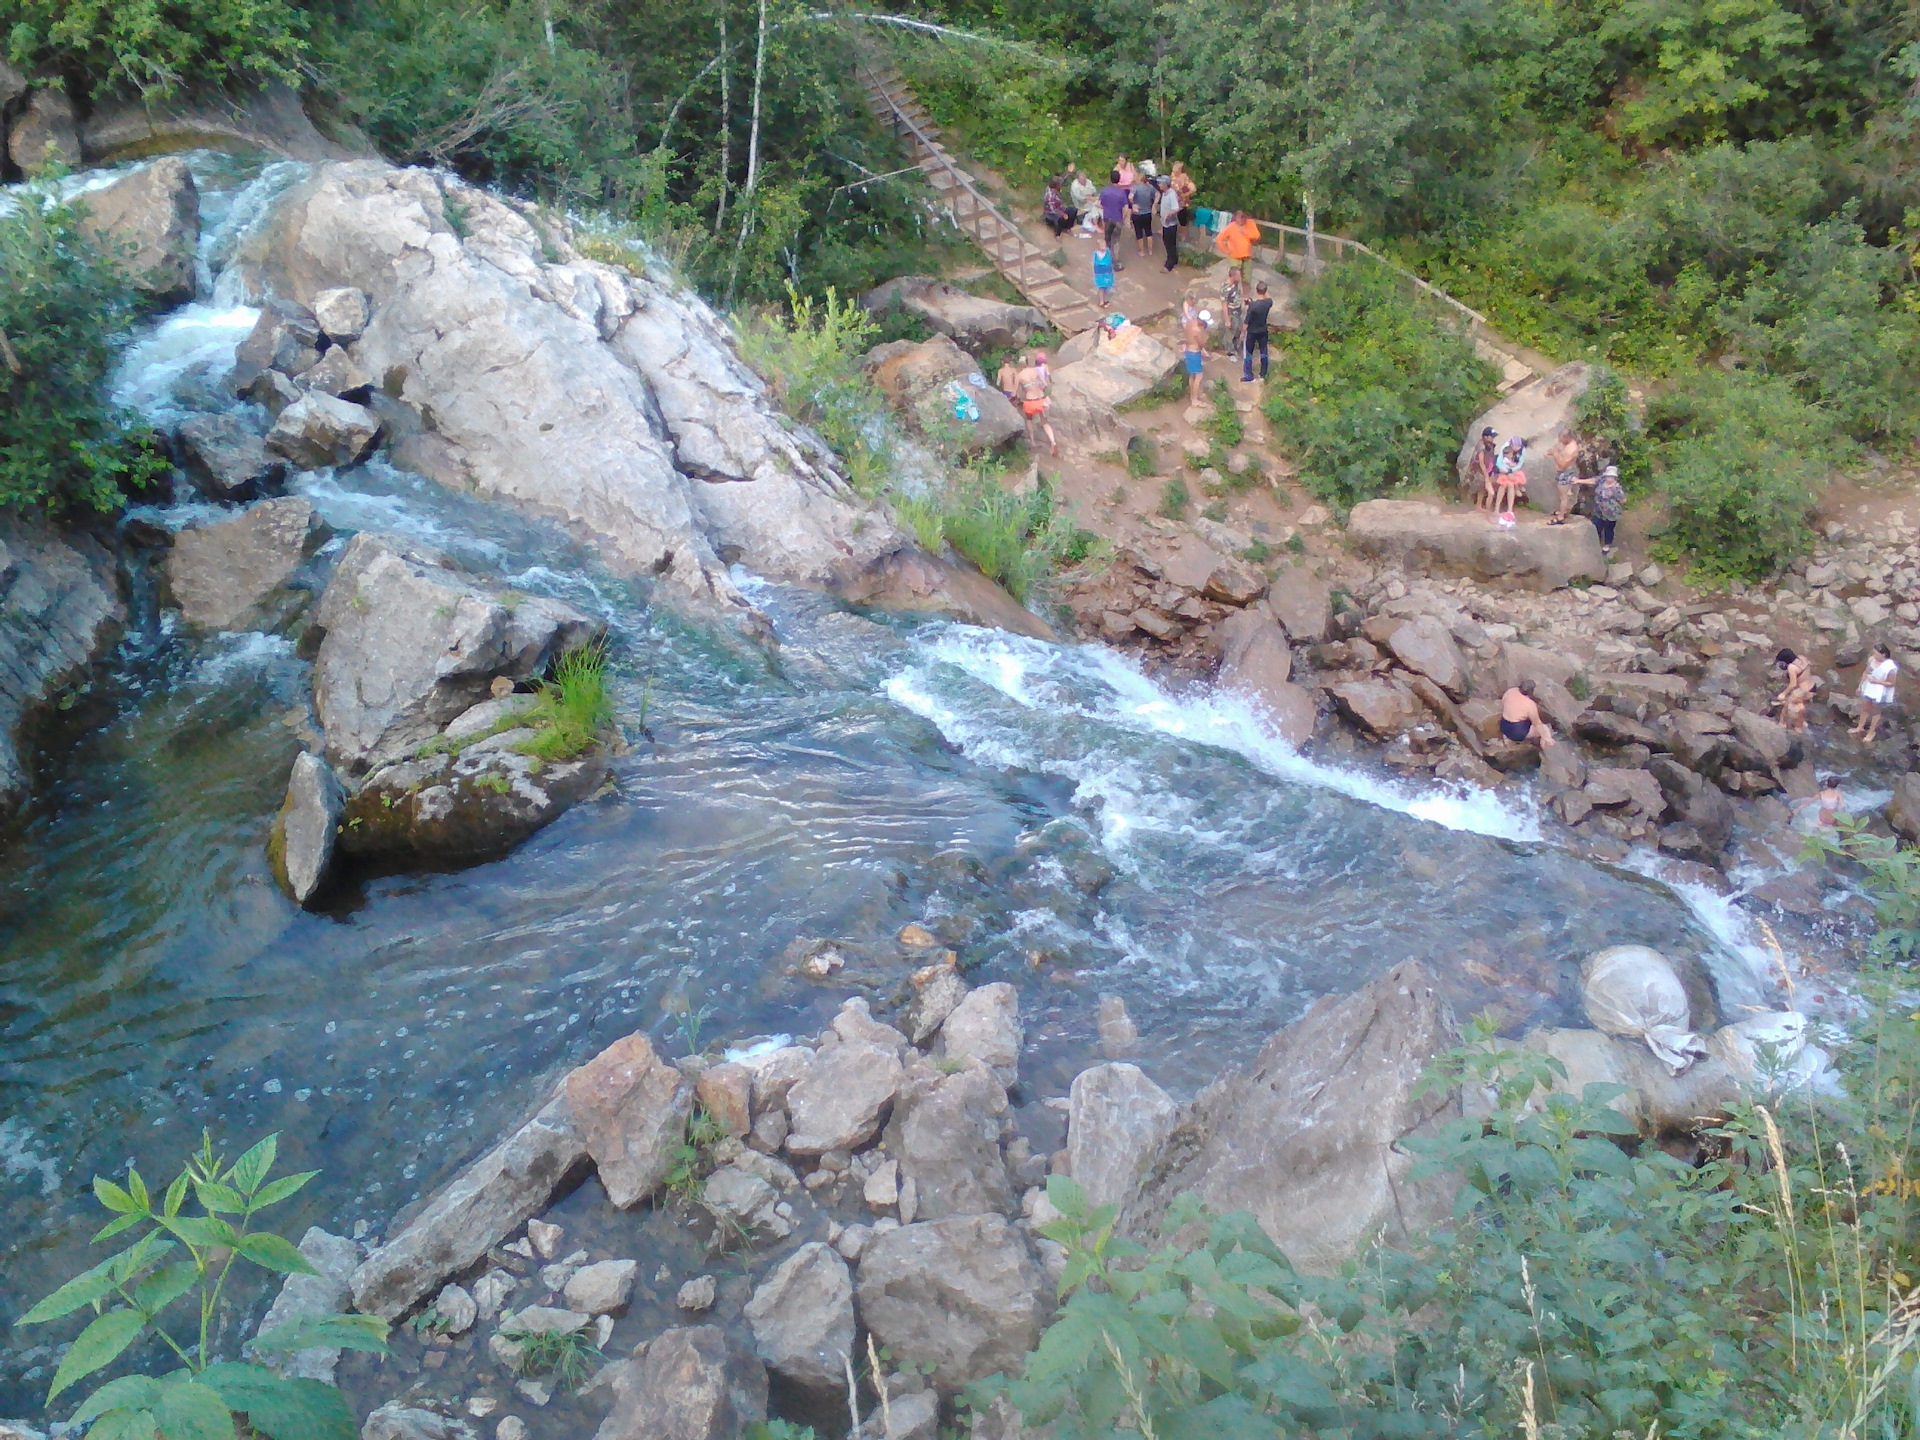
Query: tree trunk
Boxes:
[
  {"xmin": 1305, "ymin": 190, "xmax": 1319, "ymax": 271},
  {"xmin": 715, "ymin": 14, "xmax": 731, "ymax": 231},
  {"xmin": 541, "ymin": 0, "xmax": 555, "ymax": 55},
  {"xmin": 725, "ymin": 0, "xmax": 769, "ymax": 307}
]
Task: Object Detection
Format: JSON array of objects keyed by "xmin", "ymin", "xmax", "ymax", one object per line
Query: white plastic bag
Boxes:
[
  {"xmin": 1580, "ymin": 945, "xmax": 1707, "ymax": 1074},
  {"xmin": 1707, "ymin": 1011, "xmax": 1835, "ymax": 1093}
]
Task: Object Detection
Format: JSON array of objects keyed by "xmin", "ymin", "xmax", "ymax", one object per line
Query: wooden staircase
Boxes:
[{"xmin": 858, "ymin": 61, "xmax": 1103, "ymax": 337}]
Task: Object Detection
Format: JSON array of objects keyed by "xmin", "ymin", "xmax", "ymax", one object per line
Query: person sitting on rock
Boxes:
[
  {"xmin": 1500, "ymin": 680, "xmax": 1554, "ymax": 747},
  {"xmin": 1472, "ymin": 426, "xmax": 1499, "ymax": 511},
  {"xmin": 1773, "ymin": 648, "xmax": 1817, "ymax": 733},
  {"xmin": 1493, "ymin": 436, "xmax": 1528, "ymax": 525},
  {"xmin": 1042, "ymin": 177, "xmax": 1078, "ymax": 237}
]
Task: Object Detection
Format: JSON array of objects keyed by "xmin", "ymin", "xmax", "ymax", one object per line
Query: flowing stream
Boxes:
[{"xmin": 0, "ymin": 154, "xmax": 1785, "ymax": 1411}]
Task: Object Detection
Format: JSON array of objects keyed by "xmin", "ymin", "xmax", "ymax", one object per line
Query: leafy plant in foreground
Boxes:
[{"xmin": 15, "ymin": 1132, "xmax": 388, "ymax": 1440}]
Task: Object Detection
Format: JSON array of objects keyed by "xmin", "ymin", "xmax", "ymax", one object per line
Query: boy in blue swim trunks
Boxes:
[{"xmin": 1183, "ymin": 306, "xmax": 1210, "ymax": 406}]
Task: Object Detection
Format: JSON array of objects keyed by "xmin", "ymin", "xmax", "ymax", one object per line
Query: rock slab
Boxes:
[
  {"xmin": 854, "ymin": 1215, "xmax": 1047, "ymax": 1391},
  {"xmin": 269, "ymin": 752, "xmax": 348, "ymax": 906},
  {"xmin": 166, "ymin": 497, "xmax": 325, "ymax": 632},
  {"xmin": 1068, "ymin": 1063, "xmax": 1178, "ymax": 1210},
  {"xmin": 592, "ymin": 1326, "xmax": 767, "ymax": 1440},
  {"xmin": 565, "ymin": 1032, "xmax": 694, "ymax": 1208},
  {"xmin": 1348, "ymin": 500, "xmax": 1605, "ymax": 591},
  {"xmin": 742, "ymin": 1242, "xmax": 856, "ymax": 1394}
]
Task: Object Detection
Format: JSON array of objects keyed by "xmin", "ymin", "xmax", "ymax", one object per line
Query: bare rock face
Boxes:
[
  {"xmin": 267, "ymin": 392, "xmax": 383, "ymax": 470},
  {"xmin": 854, "ymin": 1215, "xmax": 1048, "ymax": 1391},
  {"xmin": 1265, "ymin": 565, "xmax": 1332, "ymax": 643},
  {"xmin": 309, "ymin": 532, "xmax": 599, "ymax": 774},
  {"xmin": 886, "ymin": 1061, "xmax": 1013, "ymax": 1220},
  {"xmin": 255, "ymin": 1228, "xmax": 362, "ymax": 1382},
  {"xmin": 1331, "ymin": 678, "xmax": 1423, "ymax": 741},
  {"xmin": 351, "ymin": 1087, "xmax": 587, "ymax": 1319},
  {"xmin": 1124, "ymin": 961, "xmax": 1460, "ymax": 1270},
  {"xmin": 8, "ymin": 88, "xmax": 79, "ymax": 172},
  {"xmin": 76, "ymin": 158, "xmax": 201, "ymax": 305},
  {"xmin": 1067, "ymin": 1063, "xmax": 1178, "ymax": 1210},
  {"xmin": 1456, "ymin": 362, "xmax": 1593, "ymax": 511},
  {"xmin": 1383, "ymin": 616, "xmax": 1467, "ymax": 700},
  {"xmin": 337, "ymin": 744, "xmax": 608, "ymax": 867},
  {"xmin": 178, "ymin": 413, "xmax": 287, "ymax": 500},
  {"xmin": 592, "ymin": 1326, "xmax": 767, "ymax": 1440},
  {"xmin": 312, "ymin": 286, "xmax": 372, "ymax": 344},
  {"xmin": 863, "ymin": 276, "xmax": 1046, "ymax": 354},
  {"xmin": 1348, "ymin": 500, "xmax": 1605, "ymax": 591},
  {"xmin": 742, "ymin": 1242, "xmax": 856, "ymax": 1395},
  {"xmin": 0, "ymin": 520, "xmax": 123, "ymax": 819},
  {"xmin": 784, "ymin": 1042, "xmax": 902, "ymax": 1155},
  {"xmin": 935, "ymin": 983, "xmax": 1022, "ymax": 1086},
  {"xmin": 269, "ymin": 751, "xmax": 347, "ymax": 906},
  {"xmin": 166, "ymin": 497, "xmax": 327, "ymax": 632},
  {"xmin": 864, "ymin": 334, "xmax": 1023, "ymax": 453},
  {"xmin": 565, "ymin": 1033, "xmax": 695, "ymax": 1208}
]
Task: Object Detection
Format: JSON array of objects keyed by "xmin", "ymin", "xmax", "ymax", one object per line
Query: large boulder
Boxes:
[
  {"xmin": 1265, "ymin": 565, "xmax": 1332, "ymax": 644},
  {"xmin": 255, "ymin": 1228, "xmax": 362, "ymax": 1383},
  {"xmin": 854, "ymin": 1215, "xmax": 1048, "ymax": 1391},
  {"xmin": 784, "ymin": 1040, "xmax": 903, "ymax": 1154},
  {"xmin": 1217, "ymin": 611, "xmax": 1314, "ymax": 746},
  {"xmin": 885, "ymin": 1060, "xmax": 1014, "ymax": 1220},
  {"xmin": 1730, "ymin": 708, "xmax": 1802, "ymax": 772},
  {"xmin": 1049, "ymin": 323, "xmax": 1177, "ymax": 408},
  {"xmin": 269, "ymin": 751, "xmax": 347, "ymax": 906},
  {"xmin": 742, "ymin": 1242, "xmax": 856, "ymax": 1395},
  {"xmin": 564, "ymin": 1032, "xmax": 695, "ymax": 1208},
  {"xmin": 337, "ymin": 743, "xmax": 608, "ymax": 867},
  {"xmin": 177, "ymin": 413, "xmax": 287, "ymax": 500},
  {"xmin": 309, "ymin": 532, "xmax": 599, "ymax": 774},
  {"xmin": 1649, "ymin": 755, "xmax": 1734, "ymax": 855},
  {"xmin": 592, "ymin": 1326, "xmax": 768, "ymax": 1440},
  {"xmin": 1067, "ymin": 1063, "xmax": 1178, "ymax": 1209},
  {"xmin": 266, "ymin": 393, "xmax": 383, "ymax": 470},
  {"xmin": 1331, "ymin": 678, "xmax": 1423, "ymax": 740},
  {"xmin": 81, "ymin": 81, "xmax": 361, "ymax": 164},
  {"xmin": 1456, "ymin": 362, "xmax": 1594, "ymax": 511},
  {"xmin": 865, "ymin": 335, "xmax": 1023, "ymax": 453},
  {"xmin": 1347, "ymin": 500, "xmax": 1605, "ymax": 591},
  {"xmin": 8, "ymin": 88, "xmax": 79, "ymax": 172},
  {"xmin": 350, "ymin": 1086, "xmax": 586, "ymax": 1318},
  {"xmin": 863, "ymin": 276, "xmax": 1046, "ymax": 353},
  {"xmin": 1384, "ymin": 616, "xmax": 1467, "ymax": 699},
  {"xmin": 1888, "ymin": 772, "xmax": 1920, "ymax": 845},
  {"xmin": 1124, "ymin": 961, "xmax": 1459, "ymax": 1269},
  {"xmin": 936, "ymin": 982, "xmax": 1022, "ymax": 1086},
  {"xmin": 0, "ymin": 520, "xmax": 123, "ymax": 819},
  {"xmin": 77, "ymin": 158, "xmax": 200, "ymax": 305},
  {"xmin": 165, "ymin": 497, "xmax": 328, "ymax": 633}
]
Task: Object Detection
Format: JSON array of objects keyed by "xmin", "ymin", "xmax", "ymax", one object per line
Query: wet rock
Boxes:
[
  {"xmin": 255, "ymin": 1228, "xmax": 361, "ymax": 1383},
  {"xmin": 1539, "ymin": 740, "xmax": 1587, "ymax": 791},
  {"xmin": 434, "ymin": 1283, "xmax": 477, "ymax": 1334},
  {"xmin": 247, "ymin": 368, "xmax": 304, "ymax": 419},
  {"xmin": 78, "ymin": 158, "xmax": 200, "ymax": 305},
  {"xmin": 906, "ymin": 957, "xmax": 968, "ymax": 1044},
  {"xmin": 178, "ymin": 413, "xmax": 287, "ymax": 500},
  {"xmin": 1384, "ymin": 616, "xmax": 1467, "ymax": 699},
  {"xmin": 1217, "ymin": 609, "xmax": 1314, "ymax": 745},
  {"xmin": 8, "ymin": 88, "xmax": 79, "ymax": 171},
  {"xmin": 854, "ymin": 1215, "xmax": 1048, "ymax": 1391},
  {"xmin": 743, "ymin": 1242, "xmax": 856, "ymax": 1395},
  {"xmin": 232, "ymin": 301, "xmax": 324, "ymax": 392},
  {"xmin": 1348, "ymin": 500, "xmax": 1604, "ymax": 590},
  {"xmin": 564, "ymin": 1259, "xmax": 638, "ymax": 1315},
  {"xmin": 676, "ymin": 1275, "xmax": 717, "ymax": 1311},
  {"xmin": 936, "ymin": 982, "xmax": 1022, "ymax": 1085},
  {"xmin": 338, "ymin": 744, "xmax": 607, "ymax": 867},
  {"xmin": 267, "ymin": 392, "xmax": 383, "ymax": 470},
  {"xmin": 313, "ymin": 286, "xmax": 372, "ymax": 345},
  {"xmin": 887, "ymin": 1061, "xmax": 1013, "ymax": 1219},
  {"xmin": 362, "ymin": 1405, "xmax": 476, "ymax": 1440},
  {"xmin": 1331, "ymin": 679, "xmax": 1421, "ymax": 740},
  {"xmin": 1584, "ymin": 766, "xmax": 1667, "ymax": 819},
  {"xmin": 351, "ymin": 1086, "xmax": 587, "ymax": 1319},
  {"xmin": 702, "ymin": 1165, "xmax": 790, "ymax": 1240},
  {"xmin": 303, "ymin": 347, "xmax": 375, "ymax": 402},
  {"xmin": 1097, "ymin": 994, "xmax": 1139, "ymax": 1058},
  {"xmin": 167, "ymin": 497, "xmax": 327, "ymax": 633},
  {"xmin": 311, "ymin": 532, "xmax": 599, "ymax": 774},
  {"xmin": 592, "ymin": 1326, "xmax": 767, "ymax": 1440},
  {"xmin": 269, "ymin": 751, "xmax": 348, "ymax": 907},
  {"xmin": 863, "ymin": 276, "xmax": 1046, "ymax": 353},
  {"xmin": 565, "ymin": 1032, "xmax": 694, "ymax": 1208},
  {"xmin": 1649, "ymin": 755, "xmax": 1734, "ymax": 855},
  {"xmin": 1067, "ymin": 1063, "xmax": 1178, "ymax": 1210},
  {"xmin": 695, "ymin": 1062, "xmax": 752, "ymax": 1137},
  {"xmin": 1730, "ymin": 708, "xmax": 1802, "ymax": 772},
  {"xmin": 1125, "ymin": 961, "xmax": 1459, "ymax": 1269},
  {"xmin": 472, "ymin": 1271, "xmax": 517, "ymax": 1320},
  {"xmin": 785, "ymin": 1041, "xmax": 902, "ymax": 1155}
]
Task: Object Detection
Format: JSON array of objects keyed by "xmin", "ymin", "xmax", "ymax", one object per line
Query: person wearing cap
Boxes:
[
  {"xmin": 1492, "ymin": 435, "xmax": 1527, "ymax": 524},
  {"xmin": 1472, "ymin": 426, "xmax": 1500, "ymax": 510},
  {"xmin": 1183, "ymin": 304, "xmax": 1211, "ymax": 406}
]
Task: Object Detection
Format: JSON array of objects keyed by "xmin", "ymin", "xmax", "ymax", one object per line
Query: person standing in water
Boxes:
[
  {"xmin": 1853, "ymin": 642, "xmax": 1899, "ymax": 742},
  {"xmin": 1773, "ymin": 648, "xmax": 1816, "ymax": 733}
]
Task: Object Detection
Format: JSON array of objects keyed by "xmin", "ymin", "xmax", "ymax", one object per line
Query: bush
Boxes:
[
  {"xmin": 0, "ymin": 185, "xmax": 167, "ymax": 514},
  {"xmin": 1264, "ymin": 262, "xmax": 1495, "ymax": 512},
  {"xmin": 2, "ymin": 0, "xmax": 305, "ymax": 96},
  {"xmin": 1648, "ymin": 370, "xmax": 1838, "ymax": 580}
]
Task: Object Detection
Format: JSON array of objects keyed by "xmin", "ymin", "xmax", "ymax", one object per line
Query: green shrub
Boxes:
[
  {"xmin": 2, "ymin": 0, "xmax": 305, "ymax": 95},
  {"xmin": 0, "ymin": 184, "xmax": 168, "ymax": 514},
  {"xmin": 1158, "ymin": 476, "xmax": 1191, "ymax": 518},
  {"xmin": 1264, "ymin": 263, "xmax": 1495, "ymax": 512},
  {"xmin": 1648, "ymin": 370, "xmax": 1838, "ymax": 580}
]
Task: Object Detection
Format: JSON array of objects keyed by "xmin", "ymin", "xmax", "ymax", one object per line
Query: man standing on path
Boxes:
[
  {"xmin": 1131, "ymin": 170, "xmax": 1158, "ymax": 260},
  {"xmin": 1215, "ymin": 210, "xmax": 1260, "ymax": 290},
  {"xmin": 1098, "ymin": 171, "xmax": 1129, "ymax": 269},
  {"xmin": 1183, "ymin": 306, "xmax": 1210, "ymax": 407},
  {"xmin": 1158, "ymin": 177, "xmax": 1183, "ymax": 271},
  {"xmin": 1016, "ymin": 352, "xmax": 1058, "ymax": 457},
  {"xmin": 1242, "ymin": 280, "xmax": 1273, "ymax": 382}
]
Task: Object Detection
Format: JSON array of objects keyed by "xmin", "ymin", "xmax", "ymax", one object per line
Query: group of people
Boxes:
[
  {"xmin": 1470, "ymin": 425, "xmax": 1626, "ymax": 551},
  {"xmin": 1773, "ymin": 644, "xmax": 1899, "ymax": 742},
  {"xmin": 994, "ymin": 349, "xmax": 1057, "ymax": 456}
]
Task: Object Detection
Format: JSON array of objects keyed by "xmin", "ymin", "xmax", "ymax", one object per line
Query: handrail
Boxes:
[{"xmin": 1249, "ymin": 219, "xmax": 1491, "ymax": 330}]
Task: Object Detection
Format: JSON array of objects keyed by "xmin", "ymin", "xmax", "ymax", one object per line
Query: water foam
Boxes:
[{"xmin": 110, "ymin": 303, "xmax": 260, "ymax": 424}]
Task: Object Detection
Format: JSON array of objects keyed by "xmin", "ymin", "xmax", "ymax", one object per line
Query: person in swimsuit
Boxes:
[
  {"xmin": 1546, "ymin": 430, "xmax": 1582, "ymax": 525},
  {"xmin": 1015, "ymin": 352, "xmax": 1057, "ymax": 456},
  {"xmin": 1115, "ymin": 155, "xmax": 1137, "ymax": 188},
  {"xmin": 1472, "ymin": 426, "xmax": 1499, "ymax": 510},
  {"xmin": 1183, "ymin": 307, "xmax": 1210, "ymax": 407},
  {"xmin": 1816, "ymin": 775, "xmax": 1845, "ymax": 827},
  {"xmin": 996, "ymin": 356, "xmax": 1020, "ymax": 405},
  {"xmin": 1853, "ymin": 642, "xmax": 1899, "ymax": 742},
  {"xmin": 1773, "ymin": 648, "xmax": 1816, "ymax": 733},
  {"xmin": 1499, "ymin": 680, "xmax": 1554, "ymax": 747}
]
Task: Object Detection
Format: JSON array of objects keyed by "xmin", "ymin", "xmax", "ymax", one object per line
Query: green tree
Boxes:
[
  {"xmin": 0, "ymin": 0, "xmax": 305, "ymax": 96},
  {"xmin": 1599, "ymin": 0, "xmax": 1811, "ymax": 144}
]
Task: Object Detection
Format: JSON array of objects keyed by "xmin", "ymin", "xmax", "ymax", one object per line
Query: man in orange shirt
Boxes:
[{"xmin": 1214, "ymin": 210, "xmax": 1260, "ymax": 289}]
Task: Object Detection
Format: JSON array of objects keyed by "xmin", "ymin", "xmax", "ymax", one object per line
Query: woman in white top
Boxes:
[{"xmin": 1852, "ymin": 642, "xmax": 1899, "ymax": 742}]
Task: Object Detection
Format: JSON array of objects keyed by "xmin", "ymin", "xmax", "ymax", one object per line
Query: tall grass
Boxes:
[{"xmin": 515, "ymin": 641, "xmax": 614, "ymax": 762}]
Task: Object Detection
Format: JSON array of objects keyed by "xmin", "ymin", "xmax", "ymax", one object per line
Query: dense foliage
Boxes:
[
  {"xmin": 0, "ymin": 186, "xmax": 166, "ymax": 513},
  {"xmin": 1, "ymin": 0, "xmax": 305, "ymax": 95},
  {"xmin": 1262, "ymin": 264, "xmax": 1495, "ymax": 511}
]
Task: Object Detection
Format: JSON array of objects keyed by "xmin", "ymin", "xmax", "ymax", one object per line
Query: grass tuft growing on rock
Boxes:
[
  {"xmin": 514, "ymin": 642, "xmax": 614, "ymax": 763},
  {"xmin": 509, "ymin": 1327, "xmax": 604, "ymax": 1390}
]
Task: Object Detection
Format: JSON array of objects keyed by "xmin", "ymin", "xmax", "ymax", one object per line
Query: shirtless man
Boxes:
[
  {"xmin": 995, "ymin": 356, "xmax": 1020, "ymax": 406},
  {"xmin": 1015, "ymin": 352, "xmax": 1057, "ymax": 456},
  {"xmin": 1500, "ymin": 680, "xmax": 1554, "ymax": 747},
  {"xmin": 1183, "ymin": 307, "xmax": 1210, "ymax": 407},
  {"xmin": 1546, "ymin": 429, "xmax": 1582, "ymax": 525}
]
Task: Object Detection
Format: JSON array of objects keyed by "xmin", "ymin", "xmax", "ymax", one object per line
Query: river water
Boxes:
[{"xmin": 0, "ymin": 155, "xmax": 1784, "ymax": 1412}]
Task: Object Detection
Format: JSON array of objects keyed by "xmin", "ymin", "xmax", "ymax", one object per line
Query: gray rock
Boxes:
[
  {"xmin": 1456, "ymin": 363, "xmax": 1593, "ymax": 511},
  {"xmin": 1124, "ymin": 961, "xmax": 1459, "ymax": 1270},
  {"xmin": 1067, "ymin": 1063, "xmax": 1178, "ymax": 1210},
  {"xmin": 433, "ymin": 1283, "xmax": 477, "ymax": 1334},
  {"xmin": 592, "ymin": 1326, "xmax": 767, "ymax": 1440},
  {"xmin": 741, "ymin": 1044, "xmax": 814, "ymax": 1113},
  {"xmin": 1649, "ymin": 755, "xmax": 1734, "ymax": 855},
  {"xmin": 784, "ymin": 1041, "xmax": 902, "ymax": 1155},
  {"xmin": 935, "ymin": 983, "xmax": 1022, "ymax": 1086},
  {"xmin": 254, "ymin": 1228, "xmax": 362, "ymax": 1382},
  {"xmin": 337, "ymin": 745, "xmax": 608, "ymax": 866},
  {"xmin": 472, "ymin": 1271, "xmax": 517, "ymax": 1320},
  {"xmin": 1585, "ymin": 767, "xmax": 1668, "ymax": 819},
  {"xmin": 1049, "ymin": 324, "xmax": 1178, "ymax": 409},
  {"xmin": 676, "ymin": 1275, "xmax": 717, "ymax": 1311},
  {"xmin": 743, "ymin": 1242, "xmax": 856, "ymax": 1395},
  {"xmin": 862, "ymin": 276, "xmax": 1046, "ymax": 353},
  {"xmin": 313, "ymin": 287, "xmax": 373, "ymax": 345},
  {"xmin": 854, "ymin": 1215, "xmax": 1048, "ymax": 1392},
  {"xmin": 832, "ymin": 996, "xmax": 910, "ymax": 1054},
  {"xmin": 1331, "ymin": 679, "xmax": 1422, "ymax": 741},
  {"xmin": 1348, "ymin": 499, "xmax": 1605, "ymax": 591},
  {"xmin": 177, "ymin": 413, "xmax": 287, "ymax": 500},
  {"xmin": 886, "ymin": 1061, "xmax": 1013, "ymax": 1220},
  {"xmin": 77, "ymin": 158, "xmax": 200, "ymax": 305},
  {"xmin": 855, "ymin": 1389, "xmax": 940, "ymax": 1440},
  {"xmin": 166, "ymin": 497, "xmax": 327, "ymax": 632},
  {"xmin": 361, "ymin": 1405, "xmax": 477, "ymax": 1440},
  {"xmin": 303, "ymin": 347, "xmax": 374, "ymax": 402},
  {"xmin": 269, "ymin": 751, "xmax": 348, "ymax": 906},
  {"xmin": 1730, "ymin": 708, "xmax": 1802, "ymax": 771},
  {"xmin": 905, "ymin": 960, "xmax": 968, "ymax": 1046},
  {"xmin": 232, "ymin": 301, "xmax": 323, "ymax": 392},
  {"xmin": 8, "ymin": 88, "xmax": 79, "ymax": 172},
  {"xmin": 310, "ymin": 531, "xmax": 599, "ymax": 774},
  {"xmin": 267, "ymin": 392, "xmax": 383, "ymax": 470},
  {"xmin": 1384, "ymin": 616, "xmax": 1467, "ymax": 699},
  {"xmin": 246, "ymin": 367, "xmax": 304, "ymax": 419},
  {"xmin": 564, "ymin": 1032, "xmax": 694, "ymax": 1208},
  {"xmin": 1509, "ymin": 1027, "xmax": 1741, "ymax": 1138},
  {"xmin": 865, "ymin": 334, "xmax": 1023, "ymax": 454},
  {"xmin": 1218, "ymin": 613, "xmax": 1314, "ymax": 747},
  {"xmin": 1266, "ymin": 565, "xmax": 1332, "ymax": 644},
  {"xmin": 350, "ymin": 1086, "xmax": 587, "ymax": 1319},
  {"xmin": 0, "ymin": 521, "xmax": 123, "ymax": 819},
  {"xmin": 1096, "ymin": 994, "xmax": 1138, "ymax": 1058},
  {"xmin": 564, "ymin": 1259, "xmax": 638, "ymax": 1315},
  {"xmin": 1889, "ymin": 773, "xmax": 1920, "ymax": 845}
]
